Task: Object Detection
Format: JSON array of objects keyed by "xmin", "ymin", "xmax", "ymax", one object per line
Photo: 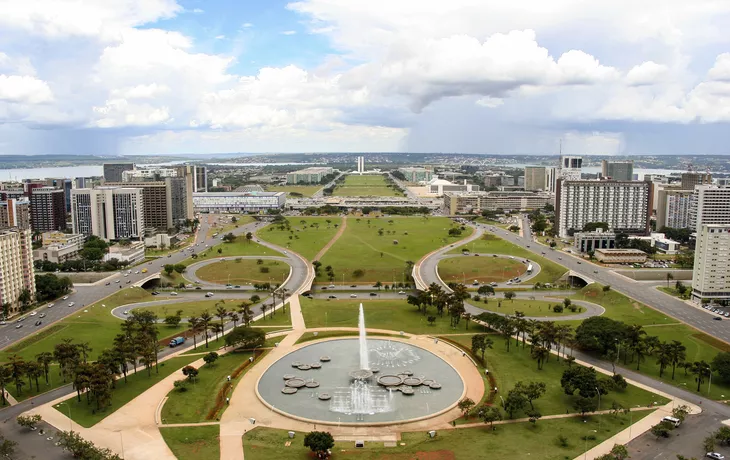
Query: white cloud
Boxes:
[
  {"xmin": 242, "ymin": 22, "xmax": 253, "ymax": 28},
  {"xmin": 626, "ymin": 61, "xmax": 669, "ymax": 86},
  {"xmin": 215, "ymin": 35, "xmax": 225, "ymax": 40},
  {"xmin": 476, "ymin": 97, "xmax": 504, "ymax": 108},
  {"xmin": 707, "ymin": 53, "xmax": 730, "ymax": 82},
  {"xmin": 281, "ymin": 30, "xmax": 297, "ymax": 35},
  {"xmin": 192, "ymin": 8, "xmax": 204, "ymax": 14},
  {"xmin": 111, "ymin": 83, "xmax": 170, "ymax": 99},
  {"xmin": 0, "ymin": 75, "xmax": 53, "ymax": 104}
]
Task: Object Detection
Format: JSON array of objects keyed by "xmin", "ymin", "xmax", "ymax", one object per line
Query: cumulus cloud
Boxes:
[
  {"xmin": 0, "ymin": 75, "xmax": 53, "ymax": 104},
  {"xmin": 626, "ymin": 61, "xmax": 669, "ymax": 86},
  {"xmin": 280, "ymin": 30, "xmax": 297, "ymax": 35}
]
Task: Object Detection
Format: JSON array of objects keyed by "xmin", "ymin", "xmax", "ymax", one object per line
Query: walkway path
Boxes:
[{"xmin": 312, "ymin": 215, "xmax": 348, "ymax": 262}]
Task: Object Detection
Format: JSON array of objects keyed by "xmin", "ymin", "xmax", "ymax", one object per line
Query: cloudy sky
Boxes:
[{"xmin": 2, "ymin": 0, "xmax": 730, "ymax": 156}]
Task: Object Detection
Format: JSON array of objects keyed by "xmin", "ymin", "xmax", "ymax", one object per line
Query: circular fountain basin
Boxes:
[{"xmin": 257, "ymin": 338, "xmax": 464, "ymax": 424}]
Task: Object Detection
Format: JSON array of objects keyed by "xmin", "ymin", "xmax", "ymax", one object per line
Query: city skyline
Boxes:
[{"xmin": 2, "ymin": 1, "xmax": 730, "ymax": 156}]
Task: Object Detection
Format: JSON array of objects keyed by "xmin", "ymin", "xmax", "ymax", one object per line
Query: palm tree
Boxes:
[
  {"xmin": 633, "ymin": 338, "xmax": 649, "ymax": 371},
  {"xmin": 0, "ymin": 367, "xmax": 12, "ymax": 405},
  {"xmin": 666, "ymin": 272, "xmax": 674, "ymax": 288},
  {"xmin": 239, "ymin": 303, "xmax": 253, "ymax": 326},
  {"xmin": 690, "ymin": 361, "xmax": 712, "ymax": 392},
  {"xmin": 25, "ymin": 361, "xmax": 43, "ymax": 392},
  {"xmin": 35, "ymin": 352, "xmax": 54, "ymax": 384},
  {"xmin": 213, "ymin": 323, "xmax": 224, "ymax": 341},
  {"xmin": 200, "ymin": 311, "xmax": 213, "ymax": 348},
  {"xmin": 669, "ymin": 340, "xmax": 687, "ymax": 380},
  {"xmin": 6, "ymin": 355, "xmax": 26, "ymax": 396},
  {"xmin": 279, "ymin": 288, "xmax": 289, "ymax": 314},
  {"xmin": 78, "ymin": 342, "xmax": 93, "ymax": 364},
  {"xmin": 230, "ymin": 312, "xmax": 240, "ymax": 329},
  {"xmin": 188, "ymin": 317, "xmax": 202, "ymax": 350},
  {"xmin": 260, "ymin": 304, "xmax": 267, "ymax": 320},
  {"xmin": 656, "ymin": 342, "xmax": 672, "ymax": 378},
  {"xmin": 531, "ymin": 346, "xmax": 549, "ymax": 370},
  {"xmin": 215, "ymin": 304, "xmax": 228, "ymax": 331}
]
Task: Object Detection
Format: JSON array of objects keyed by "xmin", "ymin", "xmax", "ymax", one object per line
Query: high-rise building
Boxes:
[
  {"xmin": 545, "ymin": 167, "xmax": 557, "ymax": 193},
  {"xmin": 692, "ymin": 224, "xmax": 730, "ymax": 303},
  {"xmin": 194, "ymin": 166, "xmax": 208, "ymax": 192},
  {"xmin": 172, "ymin": 165, "xmax": 197, "ymax": 219},
  {"xmin": 356, "ymin": 156, "xmax": 365, "ymax": 174},
  {"xmin": 656, "ymin": 188, "xmax": 694, "ymax": 230},
  {"xmin": 30, "ymin": 187, "xmax": 67, "ymax": 232},
  {"xmin": 44, "ymin": 178, "xmax": 73, "ymax": 212},
  {"xmin": 690, "ymin": 185, "xmax": 730, "ymax": 233},
  {"xmin": 0, "ymin": 228, "xmax": 35, "ymax": 314},
  {"xmin": 555, "ymin": 179, "xmax": 652, "ymax": 238},
  {"xmin": 71, "ymin": 187, "xmax": 145, "ymax": 240},
  {"xmin": 601, "ymin": 160, "xmax": 634, "ymax": 181},
  {"xmin": 681, "ymin": 172, "xmax": 712, "ymax": 190},
  {"xmin": 122, "ymin": 168, "xmax": 178, "ymax": 182},
  {"xmin": 0, "ymin": 198, "xmax": 31, "ymax": 230},
  {"xmin": 103, "ymin": 163, "xmax": 135, "ymax": 183},
  {"xmin": 107, "ymin": 178, "xmax": 189, "ymax": 231},
  {"xmin": 558, "ymin": 155, "xmax": 582, "ymax": 181},
  {"xmin": 524, "ymin": 167, "xmax": 547, "ymax": 191}
]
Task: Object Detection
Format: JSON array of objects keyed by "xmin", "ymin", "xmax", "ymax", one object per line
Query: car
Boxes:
[
  {"xmin": 126, "ymin": 280, "xmax": 131, "ymax": 284},
  {"xmin": 328, "ymin": 295, "xmax": 337, "ymax": 299},
  {"xmin": 151, "ymin": 291, "xmax": 159, "ymax": 296},
  {"xmin": 474, "ymin": 253, "xmax": 480, "ymax": 256},
  {"xmin": 369, "ymin": 293, "xmax": 378, "ymax": 297},
  {"xmin": 39, "ymin": 313, "xmax": 46, "ymax": 318},
  {"xmin": 706, "ymin": 453, "xmax": 725, "ymax": 460},
  {"xmin": 29, "ymin": 311, "xmax": 37, "ymax": 316},
  {"xmin": 234, "ymin": 285, "xmax": 241, "ymax": 288},
  {"xmin": 350, "ymin": 294, "xmax": 357, "ymax": 298},
  {"xmin": 350, "ymin": 285, "xmax": 357, "ymax": 288},
  {"xmin": 205, "ymin": 292, "xmax": 214, "ymax": 297},
  {"xmin": 506, "ymin": 281, "xmax": 512, "ymax": 285},
  {"xmin": 490, "ymin": 282, "xmax": 498, "ymax": 287},
  {"xmin": 124, "ymin": 274, "xmax": 128, "ymax": 277},
  {"xmin": 714, "ymin": 317, "xmax": 723, "ymax": 321},
  {"xmin": 68, "ymin": 302, "xmax": 74, "ymax": 307},
  {"xmin": 62, "ymin": 296, "xmax": 69, "ymax": 300},
  {"xmin": 15, "ymin": 324, "xmax": 23, "ymax": 329},
  {"xmin": 47, "ymin": 303, "xmax": 54, "ymax": 308},
  {"xmin": 322, "ymin": 287, "xmax": 328, "ymax": 290},
  {"xmin": 0, "ymin": 321, "xmax": 5, "ymax": 325},
  {"xmin": 594, "ymin": 270, "xmax": 599, "ymax": 274},
  {"xmin": 725, "ymin": 312, "xmax": 730, "ymax": 318},
  {"xmin": 329, "ymin": 285, "xmax": 335, "ymax": 289},
  {"xmin": 509, "ymin": 256, "xmax": 515, "ymax": 259},
  {"xmin": 226, "ymin": 286, "xmax": 233, "ymax": 289},
  {"xmin": 123, "ymin": 310, "xmax": 129, "ymax": 315},
  {"xmin": 195, "ymin": 287, "xmax": 202, "ymax": 290},
  {"xmin": 526, "ymin": 245, "xmax": 530, "ymax": 247},
  {"xmin": 167, "ymin": 254, "xmax": 172, "ymax": 258},
  {"xmin": 170, "ymin": 292, "xmax": 178, "ymax": 296},
  {"xmin": 541, "ymin": 251, "xmax": 546, "ymax": 255},
  {"xmin": 34, "ymin": 320, "xmax": 42, "ymax": 326},
  {"xmin": 115, "ymin": 279, "xmax": 120, "ymax": 283},
  {"xmin": 558, "ymin": 257, "xmax": 562, "ymax": 260},
  {"xmin": 577, "ymin": 261, "xmax": 582, "ymax": 264},
  {"xmin": 134, "ymin": 271, "xmax": 140, "ymax": 274},
  {"xmin": 398, "ymin": 290, "xmax": 406, "ymax": 295}
]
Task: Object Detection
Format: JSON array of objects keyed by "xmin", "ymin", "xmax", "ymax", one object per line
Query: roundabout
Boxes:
[
  {"xmin": 183, "ymin": 256, "xmax": 293, "ymax": 289},
  {"xmin": 436, "ymin": 253, "xmax": 541, "ymax": 287}
]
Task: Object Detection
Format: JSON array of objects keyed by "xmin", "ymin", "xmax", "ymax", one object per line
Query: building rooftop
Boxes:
[{"xmin": 595, "ymin": 248, "xmax": 646, "ymax": 254}]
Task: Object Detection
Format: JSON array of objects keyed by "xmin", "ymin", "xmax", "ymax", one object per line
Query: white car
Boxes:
[
  {"xmin": 62, "ymin": 296, "xmax": 69, "ymax": 300},
  {"xmin": 30, "ymin": 311, "xmax": 37, "ymax": 316},
  {"xmin": 68, "ymin": 302, "xmax": 75, "ymax": 307},
  {"xmin": 398, "ymin": 291, "xmax": 406, "ymax": 295},
  {"xmin": 706, "ymin": 454, "xmax": 725, "ymax": 460},
  {"xmin": 134, "ymin": 271, "xmax": 140, "ymax": 274},
  {"xmin": 350, "ymin": 294, "xmax": 357, "ymax": 298},
  {"xmin": 123, "ymin": 310, "xmax": 129, "ymax": 315},
  {"xmin": 47, "ymin": 303, "xmax": 54, "ymax": 308},
  {"xmin": 170, "ymin": 292, "xmax": 178, "ymax": 296}
]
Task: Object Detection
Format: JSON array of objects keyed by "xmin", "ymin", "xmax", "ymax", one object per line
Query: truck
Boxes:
[{"xmin": 169, "ymin": 337, "xmax": 186, "ymax": 347}]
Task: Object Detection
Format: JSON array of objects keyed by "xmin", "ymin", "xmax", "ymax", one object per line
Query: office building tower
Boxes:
[
  {"xmin": 601, "ymin": 160, "xmax": 634, "ymax": 181},
  {"xmin": 0, "ymin": 198, "xmax": 31, "ymax": 230},
  {"xmin": 103, "ymin": 163, "xmax": 135, "ymax": 183},
  {"xmin": 681, "ymin": 172, "xmax": 712, "ymax": 190},
  {"xmin": 558, "ymin": 155, "xmax": 583, "ymax": 181},
  {"xmin": 107, "ymin": 178, "xmax": 189, "ymax": 231},
  {"xmin": 172, "ymin": 165, "xmax": 196, "ymax": 219},
  {"xmin": 194, "ymin": 166, "xmax": 208, "ymax": 192},
  {"xmin": 524, "ymin": 166, "xmax": 558, "ymax": 192},
  {"xmin": 286, "ymin": 167, "xmax": 334, "ymax": 184},
  {"xmin": 690, "ymin": 185, "xmax": 730, "ymax": 233},
  {"xmin": 30, "ymin": 187, "xmax": 67, "ymax": 232},
  {"xmin": 355, "ymin": 156, "xmax": 365, "ymax": 174},
  {"xmin": 555, "ymin": 179, "xmax": 652, "ymax": 238},
  {"xmin": 44, "ymin": 178, "xmax": 73, "ymax": 212},
  {"xmin": 0, "ymin": 228, "xmax": 35, "ymax": 314},
  {"xmin": 545, "ymin": 167, "xmax": 557, "ymax": 193},
  {"xmin": 692, "ymin": 224, "xmax": 730, "ymax": 303},
  {"xmin": 71, "ymin": 187, "xmax": 144, "ymax": 240},
  {"xmin": 656, "ymin": 188, "xmax": 694, "ymax": 230}
]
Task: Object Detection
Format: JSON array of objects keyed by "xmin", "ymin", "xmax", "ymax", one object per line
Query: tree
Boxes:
[
  {"xmin": 650, "ymin": 421, "xmax": 673, "ymax": 439},
  {"xmin": 471, "ymin": 334, "xmax": 493, "ymax": 364},
  {"xmin": 712, "ymin": 352, "xmax": 730, "ymax": 382},
  {"xmin": 526, "ymin": 409, "xmax": 542, "ymax": 424},
  {"xmin": 477, "ymin": 285, "xmax": 495, "ymax": 296},
  {"xmin": 203, "ymin": 352, "xmax": 219, "ymax": 366},
  {"xmin": 225, "ymin": 327, "xmax": 266, "ymax": 349},
  {"xmin": 477, "ymin": 405, "xmax": 502, "ymax": 430},
  {"xmin": 182, "ymin": 365, "xmax": 199, "ymax": 382},
  {"xmin": 574, "ymin": 317, "xmax": 628, "ymax": 355},
  {"xmin": 374, "ymin": 281, "xmax": 382, "ymax": 290},
  {"xmin": 173, "ymin": 264, "xmax": 186, "ymax": 274},
  {"xmin": 690, "ymin": 361, "xmax": 712, "ymax": 392},
  {"xmin": 669, "ymin": 340, "xmax": 687, "ymax": 380},
  {"xmin": 595, "ymin": 444, "xmax": 630, "ymax": 460},
  {"xmin": 25, "ymin": 361, "xmax": 43, "ymax": 392},
  {"xmin": 0, "ymin": 367, "xmax": 11, "ymax": 406},
  {"xmin": 246, "ymin": 232, "xmax": 253, "ymax": 244},
  {"xmin": 666, "ymin": 272, "xmax": 674, "ymax": 287},
  {"xmin": 561, "ymin": 366, "xmax": 604, "ymax": 398},
  {"xmin": 504, "ymin": 291, "xmax": 516, "ymax": 301},
  {"xmin": 531, "ymin": 346, "xmax": 549, "ymax": 370},
  {"xmin": 503, "ymin": 386, "xmax": 527, "ymax": 418},
  {"xmin": 18, "ymin": 288, "xmax": 32, "ymax": 308},
  {"xmin": 304, "ymin": 431, "xmax": 335, "ymax": 459},
  {"xmin": 672, "ymin": 405, "xmax": 691, "ymax": 423},
  {"xmin": 56, "ymin": 430, "xmax": 122, "ymax": 459},
  {"xmin": 163, "ymin": 264, "xmax": 175, "ymax": 276},
  {"xmin": 222, "ymin": 233, "xmax": 236, "ymax": 243},
  {"xmin": 200, "ymin": 311, "xmax": 213, "ymax": 348},
  {"xmin": 35, "ymin": 351, "xmax": 54, "ymax": 385},
  {"xmin": 164, "ymin": 314, "xmax": 182, "ymax": 327},
  {"xmin": 573, "ymin": 396, "xmax": 598, "ymax": 418},
  {"xmin": 35, "ymin": 273, "xmax": 73, "ymax": 301},
  {"xmin": 0, "ymin": 434, "xmax": 16, "ymax": 459},
  {"xmin": 16, "ymin": 414, "xmax": 41, "ymax": 430},
  {"xmin": 517, "ymin": 381, "xmax": 546, "ymax": 409},
  {"xmin": 458, "ymin": 398, "xmax": 475, "ymax": 419}
]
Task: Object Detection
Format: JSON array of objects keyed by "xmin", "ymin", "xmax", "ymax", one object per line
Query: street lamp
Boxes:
[{"xmin": 595, "ymin": 386, "xmax": 601, "ymax": 433}]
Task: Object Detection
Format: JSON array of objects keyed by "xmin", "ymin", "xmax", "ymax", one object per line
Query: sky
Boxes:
[{"xmin": 2, "ymin": 0, "xmax": 730, "ymax": 156}]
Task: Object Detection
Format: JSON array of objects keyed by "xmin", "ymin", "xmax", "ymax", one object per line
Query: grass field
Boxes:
[
  {"xmin": 161, "ymin": 425, "xmax": 220, "ymax": 460},
  {"xmin": 657, "ymin": 286, "xmax": 691, "ymax": 300},
  {"xmin": 448, "ymin": 233, "xmax": 567, "ymax": 285},
  {"xmin": 570, "ymin": 284, "xmax": 675, "ymax": 326},
  {"xmin": 470, "ymin": 298, "xmax": 583, "ymax": 317},
  {"xmin": 244, "ymin": 411, "xmax": 652, "ymax": 460},
  {"xmin": 317, "ymin": 217, "xmax": 472, "ymax": 283},
  {"xmin": 132, "ymin": 298, "xmax": 258, "ymax": 319},
  {"xmin": 195, "ymin": 259, "xmax": 290, "ymax": 286},
  {"xmin": 301, "ymin": 297, "xmax": 488, "ymax": 335},
  {"xmin": 206, "ymin": 215, "xmax": 255, "ymax": 239},
  {"xmin": 438, "ymin": 256, "xmax": 527, "ymax": 284},
  {"xmin": 162, "ymin": 350, "xmax": 254, "ymax": 424},
  {"xmin": 189, "ymin": 239, "xmax": 282, "ymax": 265},
  {"xmin": 333, "ymin": 175, "xmax": 403, "ymax": 197},
  {"xmin": 256, "ymin": 217, "xmax": 342, "ymax": 260},
  {"xmin": 264, "ymin": 185, "xmax": 321, "ymax": 197},
  {"xmin": 55, "ymin": 355, "xmax": 199, "ymax": 427},
  {"xmin": 294, "ymin": 330, "xmax": 401, "ymax": 344},
  {"xmin": 443, "ymin": 334, "xmax": 666, "ymax": 418}
]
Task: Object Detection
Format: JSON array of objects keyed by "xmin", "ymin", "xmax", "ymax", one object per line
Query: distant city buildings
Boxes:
[
  {"xmin": 555, "ymin": 179, "xmax": 652, "ymax": 238},
  {"xmin": 398, "ymin": 167, "xmax": 433, "ymax": 183},
  {"xmin": 524, "ymin": 166, "xmax": 557, "ymax": 193},
  {"xmin": 681, "ymin": 172, "xmax": 712, "ymax": 190},
  {"xmin": 103, "ymin": 163, "xmax": 135, "ymax": 183},
  {"xmin": 71, "ymin": 187, "xmax": 145, "ymax": 241},
  {"xmin": 30, "ymin": 187, "xmax": 67, "ymax": 232},
  {"xmin": 444, "ymin": 191, "xmax": 551, "ymax": 214},
  {"xmin": 33, "ymin": 232, "xmax": 85, "ymax": 264},
  {"xmin": 0, "ymin": 228, "xmax": 35, "ymax": 314},
  {"xmin": 192, "ymin": 191, "xmax": 286, "ymax": 213},
  {"xmin": 0, "ymin": 198, "xmax": 30, "ymax": 230},
  {"xmin": 692, "ymin": 224, "xmax": 730, "ymax": 303},
  {"xmin": 601, "ymin": 160, "xmax": 634, "ymax": 181},
  {"xmin": 286, "ymin": 167, "xmax": 334, "ymax": 184}
]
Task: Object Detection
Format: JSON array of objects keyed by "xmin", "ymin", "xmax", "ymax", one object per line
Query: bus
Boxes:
[{"xmin": 527, "ymin": 263, "xmax": 533, "ymax": 274}]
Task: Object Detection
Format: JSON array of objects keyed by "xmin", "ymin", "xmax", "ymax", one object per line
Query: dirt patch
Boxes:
[
  {"xmin": 693, "ymin": 333, "xmax": 730, "ymax": 352},
  {"xmin": 336, "ymin": 450, "xmax": 455, "ymax": 460},
  {"xmin": 632, "ymin": 302, "xmax": 644, "ymax": 311}
]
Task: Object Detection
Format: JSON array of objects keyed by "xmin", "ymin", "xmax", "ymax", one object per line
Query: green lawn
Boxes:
[
  {"xmin": 132, "ymin": 298, "xmax": 251, "ymax": 319},
  {"xmin": 448, "ymin": 233, "xmax": 567, "ymax": 285},
  {"xmin": 470, "ymin": 298, "xmax": 583, "ymax": 318},
  {"xmin": 207, "ymin": 215, "xmax": 255, "ymax": 239},
  {"xmin": 55, "ymin": 355, "xmax": 199, "ymax": 427},
  {"xmin": 244, "ymin": 411, "xmax": 652, "ymax": 460},
  {"xmin": 294, "ymin": 330, "xmax": 401, "ymax": 345},
  {"xmin": 195, "ymin": 259, "xmax": 290, "ymax": 286},
  {"xmin": 301, "ymin": 297, "xmax": 488, "ymax": 335},
  {"xmin": 264, "ymin": 185, "xmax": 321, "ymax": 197},
  {"xmin": 256, "ymin": 217, "xmax": 342, "ymax": 260},
  {"xmin": 317, "ymin": 217, "xmax": 472, "ymax": 283},
  {"xmin": 439, "ymin": 256, "xmax": 527, "ymax": 284},
  {"xmin": 189, "ymin": 239, "xmax": 281, "ymax": 265},
  {"xmin": 162, "ymin": 350, "xmax": 255, "ymax": 424},
  {"xmin": 444, "ymin": 334, "xmax": 666, "ymax": 419},
  {"xmin": 569, "ymin": 284, "xmax": 675, "ymax": 326},
  {"xmin": 160, "ymin": 425, "xmax": 220, "ymax": 460},
  {"xmin": 333, "ymin": 175, "xmax": 402, "ymax": 197},
  {"xmin": 657, "ymin": 286, "xmax": 691, "ymax": 300}
]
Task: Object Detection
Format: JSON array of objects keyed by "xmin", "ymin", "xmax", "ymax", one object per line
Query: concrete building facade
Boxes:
[
  {"xmin": 555, "ymin": 180, "xmax": 652, "ymax": 238},
  {"xmin": 71, "ymin": 188, "xmax": 145, "ymax": 241},
  {"xmin": 0, "ymin": 229, "xmax": 35, "ymax": 314},
  {"xmin": 692, "ymin": 224, "xmax": 730, "ymax": 303},
  {"xmin": 103, "ymin": 163, "xmax": 135, "ymax": 183},
  {"xmin": 0, "ymin": 198, "xmax": 30, "ymax": 230},
  {"xmin": 656, "ymin": 188, "xmax": 694, "ymax": 230},
  {"xmin": 689, "ymin": 185, "xmax": 730, "ymax": 233},
  {"xmin": 594, "ymin": 248, "xmax": 647, "ymax": 264},
  {"xmin": 558, "ymin": 155, "xmax": 583, "ymax": 181},
  {"xmin": 681, "ymin": 172, "xmax": 712, "ymax": 190},
  {"xmin": 33, "ymin": 232, "xmax": 85, "ymax": 264},
  {"xmin": 444, "ymin": 191, "xmax": 551, "ymax": 214},
  {"xmin": 573, "ymin": 229, "xmax": 616, "ymax": 253},
  {"xmin": 193, "ymin": 191, "xmax": 286, "ymax": 213},
  {"xmin": 107, "ymin": 178, "xmax": 188, "ymax": 231},
  {"xmin": 601, "ymin": 160, "xmax": 634, "ymax": 181},
  {"xmin": 398, "ymin": 167, "xmax": 433, "ymax": 183},
  {"xmin": 286, "ymin": 167, "xmax": 334, "ymax": 184},
  {"xmin": 30, "ymin": 187, "xmax": 67, "ymax": 232}
]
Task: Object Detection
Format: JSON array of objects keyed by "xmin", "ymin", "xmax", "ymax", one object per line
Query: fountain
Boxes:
[{"xmin": 359, "ymin": 304, "xmax": 369, "ymax": 370}]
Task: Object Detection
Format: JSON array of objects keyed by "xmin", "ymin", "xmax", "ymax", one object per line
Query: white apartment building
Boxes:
[
  {"xmin": 193, "ymin": 191, "xmax": 286, "ymax": 213},
  {"xmin": 555, "ymin": 180, "xmax": 652, "ymax": 238},
  {"xmin": 656, "ymin": 188, "xmax": 694, "ymax": 229},
  {"xmin": 71, "ymin": 187, "xmax": 145, "ymax": 241},
  {"xmin": 690, "ymin": 185, "xmax": 730, "ymax": 233},
  {"xmin": 558, "ymin": 155, "xmax": 582, "ymax": 181},
  {"xmin": 0, "ymin": 229, "xmax": 35, "ymax": 314},
  {"xmin": 692, "ymin": 224, "xmax": 730, "ymax": 303}
]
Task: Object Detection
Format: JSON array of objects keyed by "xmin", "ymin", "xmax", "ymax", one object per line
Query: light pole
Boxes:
[
  {"xmin": 584, "ymin": 430, "xmax": 597, "ymax": 460},
  {"xmin": 116, "ymin": 430, "xmax": 125, "ymax": 459},
  {"xmin": 595, "ymin": 386, "xmax": 601, "ymax": 433},
  {"xmin": 708, "ymin": 364, "xmax": 713, "ymax": 395}
]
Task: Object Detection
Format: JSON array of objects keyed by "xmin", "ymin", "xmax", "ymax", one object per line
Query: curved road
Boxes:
[
  {"xmin": 183, "ymin": 256, "xmax": 294, "ymax": 290},
  {"xmin": 436, "ymin": 252, "xmax": 542, "ymax": 288}
]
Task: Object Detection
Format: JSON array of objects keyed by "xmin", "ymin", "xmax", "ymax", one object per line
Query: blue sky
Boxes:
[{"xmin": 1, "ymin": 0, "xmax": 730, "ymax": 156}]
